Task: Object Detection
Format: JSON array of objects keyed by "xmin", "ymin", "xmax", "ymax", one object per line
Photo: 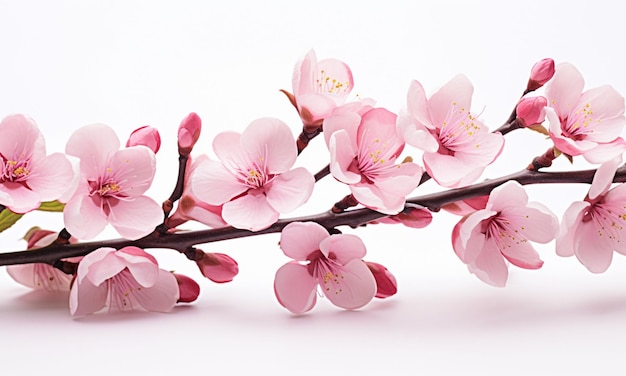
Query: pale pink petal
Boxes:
[
  {"xmin": 556, "ymin": 201, "xmax": 588, "ymax": 257},
  {"xmin": 578, "ymin": 85, "xmax": 625, "ymax": 141},
  {"xmin": 222, "ymin": 192, "xmax": 278, "ymax": 231},
  {"xmin": 297, "ymin": 94, "xmax": 337, "ymax": 123},
  {"xmin": 7, "ymin": 264, "xmax": 72, "ymax": 291},
  {"xmin": 322, "ymin": 111, "xmax": 360, "ymax": 148},
  {"xmin": 487, "ymin": 181, "xmax": 529, "ymax": 212},
  {"xmin": 502, "ymin": 204, "xmax": 558, "ymax": 244},
  {"xmin": 240, "ymin": 118, "xmax": 297, "ymax": 174},
  {"xmin": 63, "ymin": 194, "xmax": 108, "ymax": 239},
  {"xmin": 292, "ymin": 49, "xmax": 316, "ymax": 97},
  {"xmin": 0, "ymin": 114, "xmax": 40, "ymax": 159},
  {"xmin": 317, "ymin": 58, "xmax": 354, "ymax": 102},
  {"xmin": 116, "ymin": 247, "xmax": 159, "ymax": 287},
  {"xmin": 280, "ymin": 222, "xmax": 329, "ymax": 261},
  {"xmin": 265, "ymin": 167, "xmax": 314, "ymax": 213},
  {"xmin": 212, "ymin": 131, "xmax": 250, "ymax": 170},
  {"xmin": 7, "ymin": 265, "xmax": 38, "ymax": 289},
  {"xmin": 85, "ymin": 250, "xmax": 127, "ymax": 286},
  {"xmin": 108, "ymin": 196, "xmax": 163, "ymax": 240},
  {"xmin": 546, "ymin": 63, "xmax": 585, "ymax": 118},
  {"xmin": 397, "ymin": 112, "xmax": 439, "ymax": 152},
  {"xmin": 191, "ymin": 159, "xmax": 247, "ymax": 205},
  {"xmin": 184, "ymin": 200, "xmax": 226, "ymax": 228},
  {"xmin": 458, "ymin": 210, "xmax": 496, "ymax": 250},
  {"xmin": 65, "ymin": 124, "xmax": 120, "ymax": 178},
  {"xmin": 500, "ymin": 240, "xmax": 543, "ymax": 269},
  {"xmin": 0, "ymin": 182, "xmax": 41, "ymax": 213},
  {"xmin": 423, "ymin": 152, "xmax": 473, "ymax": 187},
  {"xmin": 429, "ymin": 74, "xmax": 473, "ymax": 127},
  {"xmin": 133, "ymin": 269, "xmax": 179, "ymax": 312},
  {"xmin": 405, "ymin": 80, "xmax": 434, "ymax": 131},
  {"xmin": 374, "ymin": 162, "xmax": 422, "ymax": 198},
  {"xmin": 323, "ymin": 260, "xmax": 376, "ymax": 310},
  {"xmin": 589, "ymin": 157, "xmax": 621, "ymax": 200},
  {"xmin": 274, "ymin": 262, "xmax": 318, "ymax": 314},
  {"xmin": 575, "ymin": 220, "xmax": 613, "ymax": 273},
  {"xmin": 454, "ymin": 219, "xmax": 487, "ymax": 264},
  {"xmin": 329, "ymin": 130, "xmax": 360, "ymax": 184},
  {"xmin": 583, "ymin": 117, "xmax": 626, "ymax": 144},
  {"xmin": 350, "ymin": 183, "xmax": 404, "ymax": 215},
  {"xmin": 70, "ymin": 279, "xmax": 108, "ymax": 316},
  {"xmin": 455, "ymin": 131, "xmax": 504, "ymax": 167},
  {"xmin": 25, "ymin": 152, "xmax": 74, "ymax": 202},
  {"xmin": 357, "ymin": 108, "xmax": 403, "ymax": 158},
  {"xmin": 319, "ymin": 234, "xmax": 367, "ymax": 264},
  {"xmin": 468, "ymin": 243, "xmax": 509, "ymax": 287},
  {"xmin": 75, "ymin": 247, "xmax": 116, "ymax": 283},
  {"xmin": 583, "ymin": 138, "xmax": 626, "ymax": 164},
  {"xmin": 108, "ymin": 146, "xmax": 156, "ymax": 196}
]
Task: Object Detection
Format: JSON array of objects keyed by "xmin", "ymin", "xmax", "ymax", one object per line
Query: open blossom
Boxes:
[
  {"xmin": 285, "ymin": 49, "xmax": 354, "ymax": 128},
  {"xmin": 0, "ymin": 114, "xmax": 73, "ymax": 213},
  {"xmin": 69, "ymin": 246, "xmax": 179, "ymax": 316},
  {"xmin": 191, "ymin": 118, "xmax": 314, "ymax": 231},
  {"xmin": 556, "ymin": 158, "xmax": 626, "ymax": 273},
  {"xmin": 325, "ymin": 107, "xmax": 423, "ymax": 214},
  {"xmin": 166, "ymin": 154, "xmax": 226, "ymax": 229},
  {"xmin": 452, "ymin": 181, "xmax": 558, "ymax": 287},
  {"xmin": 397, "ymin": 75, "xmax": 504, "ymax": 188},
  {"xmin": 7, "ymin": 229, "xmax": 74, "ymax": 291},
  {"xmin": 64, "ymin": 124, "xmax": 163, "ymax": 240},
  {"xmin": 274, "ymin": 222, "xmax": 376, "ymax": 314},
  {"xmin": 545, "ymin": 63, "xmax": 626, "ymax": 163}
]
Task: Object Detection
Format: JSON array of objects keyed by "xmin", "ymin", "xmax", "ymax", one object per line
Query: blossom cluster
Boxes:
[{"xmin": 1, "ymin": 51, "xmax": 626, "ymax": 318}]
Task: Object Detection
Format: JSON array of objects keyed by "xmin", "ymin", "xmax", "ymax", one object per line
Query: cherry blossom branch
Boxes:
[{"xmin": 2, "ymin": 165, "xmax": 624, "ymax": 268}]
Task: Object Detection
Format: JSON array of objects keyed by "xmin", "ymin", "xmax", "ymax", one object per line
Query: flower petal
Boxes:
[
  {"xmin": 274, "ymin": 261, "xmax": 317, "ymax": 314},
  {"xmin": 323, "ymin": 260, "xmax": 376, "ymax": 310},
  {"xmin": 63, "ymin": 194, "xmax": 108, "ymax": 239},
  {"xmin": 240, "ymin": 118, "xmax": 297, "ymax": 174},
  {"xmin": 319, "ymin": 234, "xmax": 367, "ymax": 263},
  {"xmin": 133, "ymin": 269, "xmax": 179, "ymax": 312},
  {"xmin": 108, "ymin": 146, "xmax": 156, "ymax": 196},
  {"xmin": 108, "ymin": 196, "xmax": 163, "ymax": 240},
  {"xmin": 222, "ymin": 192, "xmax": 278, "ymax": 231},
  {"xmin": 66, "ymin": 124, "xmax": 120, "ymax": 178},
  {"xmin": 556, "ymin": 201, "xmax": 588, "ymax": 257},
  {"xmin": 468, "ymin": 242, "xmax": 509, "ymax": 287},
  {"xmin": 546, "ymin": 63, "xmax": 585, "ymax": 119},
  {"xmin": 26, "ymin": 152, "xmax": 74, "ymax": 202},
  {"xmin": 191, "ymin": 158, "xmax": 247, "ymax": 206},
  {"xmin": 280, "ymin": 221, "xmax": 329, "ymax": 261},
  {"xmin": 329, "ymin": 130, "xmax": 360, "ymax": 184},
  {"xmin": 575, "ymin": 220, "xmax": 613, "ymax": 273},
  {"xmin": 70, "ymin": 279, "xmax": 108, "ymax": 316},
  {"xmin": 428, "ymin": 74, "xmax": 473, "ymax": 128}
]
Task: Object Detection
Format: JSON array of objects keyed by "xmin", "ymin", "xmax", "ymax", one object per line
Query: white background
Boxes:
[{"xmin": 1, "ymin": 1, "xmax": 625, "ymax": 375}]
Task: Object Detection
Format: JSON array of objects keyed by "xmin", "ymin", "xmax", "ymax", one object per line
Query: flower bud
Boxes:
[
  {"xmin": 196, "ymin": 252, "xmax": 238, "ymax": 283},
  {"xmin": 372, "ymin": 206, "xmax": 432, "ymax": 229},
  {"xmin": 178, "ymin": 112, "xmax": 202, "ymax": 156},
  {"xmin": 526, "ymin": 58, "xmax": 555, "ymax": 91},
  {"xmin": 126, "ymin": 125, "xmax": 161, "ymax": 153},
  {"xmin": 516, "ymin": 96, "xmax": 547, "ymax": 127},
  {"xmin": 365, "ymin": 261, "xmax": 398, "ymax": 299},
  {"xmin": 173, "ymin": 273, "xmax": 200, "ymax": 303}
]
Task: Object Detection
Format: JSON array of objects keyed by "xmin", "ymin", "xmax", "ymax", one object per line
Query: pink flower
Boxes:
[
  {"xmin": 0, "ymin": 114, "xmax": 74, "ymax": 213},
  {"xmin": 545, "ymin": 63, "xmax": 626, "ymax": 163},
  {"xmin": 196, "ymin": 252, "xmax": 238, "ymax": 283},
  {"xmin": 274, "ymin": 222, "xmax": 376, "ymax": 314},
  {"xmin": 397, "ymin": 76, "xmax": 505, "ymax": 188},
  {"xmin": 365, "ymin": 261, "xmax": 398, "ymax": 299},
  {"xmin": 64, "ymin": 124, "xmax": 163, "ymax": 240},
  {"xmin": 6, "ymin": 229, "xmax": 74, "ymax": 291},
  {"xmin": 69, "ymin": 246, "xmax": 179, "ymax": 316},
  {"xmin": 191, "ymin": 118, "xmax": 314, "ymax": 231},
  {"xmin": 325, "ymin": 107, "xmax": 423, "ymax": 214},
  {"xmin": 527, "ymin": 58, "xmax": 555, "ymax": 91},
  {"xmin": 289, "ymin": 49, "xmax": 354, "ymax": 128},
  {"xmin": 126, "ymin": 125, "xmax": 161, "ymax": 153},
  {"xmin": 452, "ymin": 181, "xmax": 558, "ymax": 287},
  {"xmin": 166, "ymin": 155, "xmax": 226, "ymax": 229},
  {"xmin": 178, "ymin": 112, "xmax": 202, "ymax": 156},
  {"xmin": 516, "ymin": 96, "xmax": 547, "ymax": 127},
  {"xmin": 556, "ymin": 157, "xmax": 626, "ymax": 273}
]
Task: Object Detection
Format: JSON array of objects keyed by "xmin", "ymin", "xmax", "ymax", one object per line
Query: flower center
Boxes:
[
  {"xmin": 1, "ymin": 157, "xmax": 31, "ymax": 183},
  {"xmin": 307, "ymin": 250, "xmax": 347, "ymax": 296},
  {"xmin": 563, "ymin": 103, "xmax": 599, "ymax": 139},
  {"xmin": 316, "ymin": 69, "xmax": 350, "ymax": 95},
  {"xmin": 438, "ymin": 102, "xmax": 481, "ymax": 152}
]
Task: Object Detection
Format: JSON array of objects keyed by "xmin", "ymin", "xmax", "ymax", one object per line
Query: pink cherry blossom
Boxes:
[
  {"xmin": 0, "ymin": 114, "xmax": 74, "ymax": 213},
  {"xmin": 64, "ymin": 124, "xmax": 163, "ymax": 240},
  {"xmin": 126, "ymin": 125, "xmax": 161, "ymax": 153},
  {"xmin": 191, "ymin": 118, "xmax": 314, "ymax": 231},
  {"xmin": 69, "ymin": 246, "xmax": 179, "ymax": 316},
  {"xmin": 452, "ymin": 181, "xmax": 558, "ymax": 287},
  {"xmin": 397, "ymin": 75, "xmax": 505, "ymax": 188},
  {"xmin": 274, "ymin": 222, "xmax": 376, "ymax": 314},
  {"xmin": 289, "ymin": 49, "xmax": 354, "ymax": 128},
  {"xmin": 545, "ymin": 63, "xmax": 626, "ymax": 163},
  {"xmin": 325, "ymin": 107, "xmax": 423, "ymax": 214},
  {"xmin": 7, "ymin": 229, "xmax": 74, "ymax": 291},
  {"xmin": 166, "ymin": 155, "xmax": 226, "ymax": 229},
  {"xmin": 556, "ymin": 158, "xmax": 626, "ymax": 273}
]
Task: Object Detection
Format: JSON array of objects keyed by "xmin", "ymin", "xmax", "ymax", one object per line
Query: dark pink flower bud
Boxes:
[
  {"xmin": 526, "ymin": 58, "xmax": 555, "ymax": 91},
  {"xmin": 365, "ymin": 261, "xmax": 398, "ymax": 299},
  {"xmin": 173, "ymin": 273, "xmax": 200, "ymax": 303},
  {"xmin": 178, "ymin": 112, "xmax": 202, "ymax": 156},
  {"xmin": 196, "ymin": 252, "xmax": 238, "ymax": 283},
  {"xmin": 372, "ymin": 206, "xmax": 432, "ymax": 229},
  {"xmin": 23, "ymin": 227, "xmax": 55, "ymax": 249},
  {"xmin": 126, "ymin": 125, "xmax": 161, "ymax": 153},
  {"xmin": 516, "ymin": 96, "xmax": 547, "ymax": 127}
]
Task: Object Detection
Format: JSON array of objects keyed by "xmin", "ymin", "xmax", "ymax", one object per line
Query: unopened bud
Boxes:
[
  {"xmin": 516, "ymin": 96, "xmax": 547, "ymax": 127},
  {"xmin": 365, "ymin": 261, "xmax": 398, "ymax": 299},
  {"xmin": 126, "ymin": 126, "xmax": 161, "ymax": 153},
  {"xmin": 526, "ymin": 58, "xmax": 555, "ymax": 91},
  {"xmin": 373, "ymin": 206, "xmax": 432, "ymax": 229},
  {"xmin": 173, "ymin": 273, "xmax": 200, "ymax": 303},
  {"xmin": 196, "ymin": 252, "xmax": 238, "ymax": 283},
  {"xmin": 178, "ymin": 112, "xmax": 202, "ymax": 156}
]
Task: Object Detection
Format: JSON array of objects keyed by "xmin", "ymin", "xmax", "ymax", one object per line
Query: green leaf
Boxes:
[
  {"xmin": 37, "ymin": 200, "xmax": 65, "ymax": 212},
  {"xmin": 0, "ymin": 209, "xmax": 24, "ymax": 233}
]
